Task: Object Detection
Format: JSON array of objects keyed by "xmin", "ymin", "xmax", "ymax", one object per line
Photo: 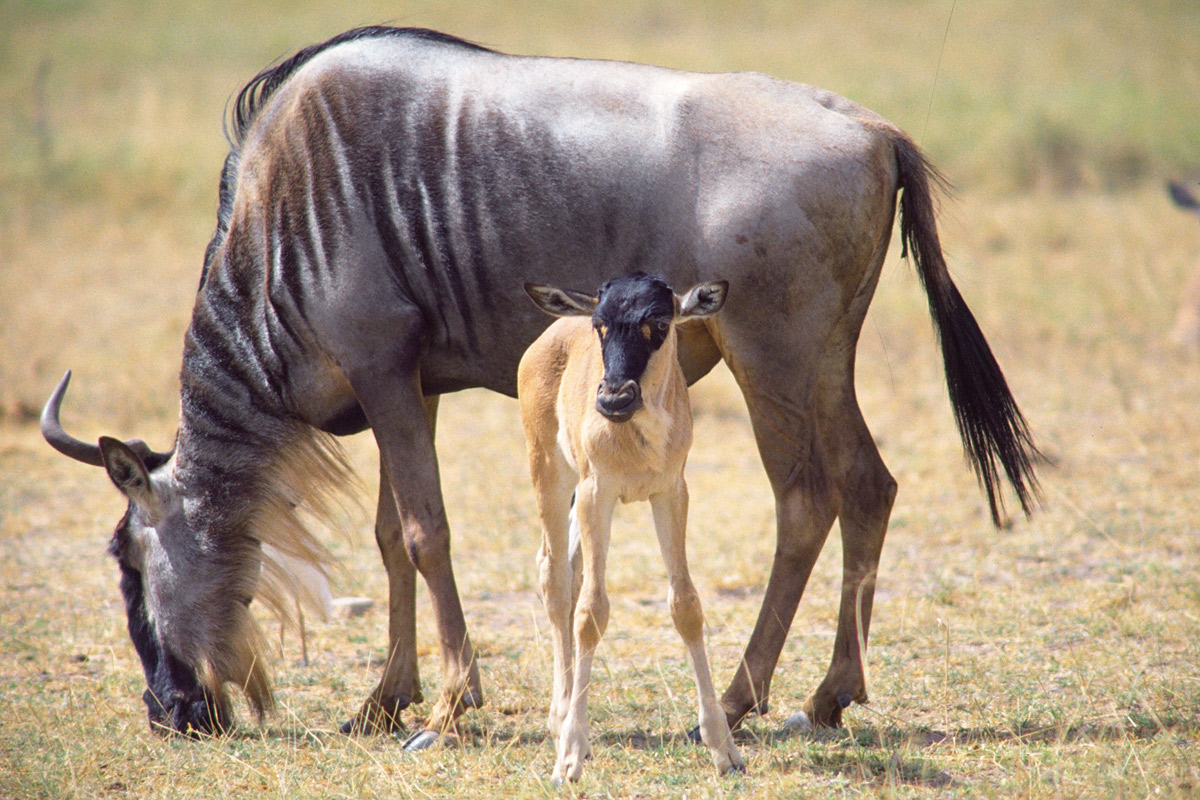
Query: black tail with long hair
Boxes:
[{"xmin": 888, "ymin": 129, "xmax": 1041, "ymax": 526}]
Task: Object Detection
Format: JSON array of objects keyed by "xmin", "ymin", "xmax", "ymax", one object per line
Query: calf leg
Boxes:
[
  {"xmin": 528, "ymin": 453, "xmax": 577, "ymax": 738},
  {"xmin": 568, "ymin": 496, "xmax": 583, "ymax": 614},
  {"xmin": 650, "ymin": 479, "xmax": 744, "ymax": 774},
  {"xmin": 554, "ymin": 480, "xmax": 612, "ymax": 784}
]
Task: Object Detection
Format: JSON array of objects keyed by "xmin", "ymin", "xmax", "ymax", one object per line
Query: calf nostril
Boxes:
[{"xmin": 598, "ymin": 380, "xmax": 638, "ymax": 406}]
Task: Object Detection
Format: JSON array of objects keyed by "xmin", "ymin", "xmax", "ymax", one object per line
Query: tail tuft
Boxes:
[{"xmin": 888, "ymin": 129, "xmax": 1042, "ymax": 526}]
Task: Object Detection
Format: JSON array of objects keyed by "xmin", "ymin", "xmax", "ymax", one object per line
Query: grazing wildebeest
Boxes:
[
  {"xmin": 519, "ymin": 274, "xmax": 741, "ymax": 781},
  {"xmin": 1168, "ymin": 180, "xmax": 1200, "ymax": 347},
  {"xmin": 42, "ymin": 26, "xmax": 1039, "ymax": 746}
]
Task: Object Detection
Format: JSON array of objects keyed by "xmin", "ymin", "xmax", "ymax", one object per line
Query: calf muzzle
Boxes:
[{"xmin": 596, "ymin": 379, "xmax": 642, "ymax": 422}]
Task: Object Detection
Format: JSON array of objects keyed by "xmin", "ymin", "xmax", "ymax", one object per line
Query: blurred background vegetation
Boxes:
[{"xmin": 3, "ymin": 0, "xmax": 1197, "ymax": 220}]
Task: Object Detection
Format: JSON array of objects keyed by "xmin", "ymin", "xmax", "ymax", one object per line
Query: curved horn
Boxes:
[
  {"xmin": 42, "ymin": 371, "xmax": 175, "ymax": 470},
  {"xmin": 42, "ymin": 371, "xmax": 105, "ymax": 466}
]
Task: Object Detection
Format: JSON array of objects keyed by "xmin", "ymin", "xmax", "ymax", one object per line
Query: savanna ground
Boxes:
[{"xmin": 2, "ymin": 1, "xmax": 1199, "ymax": 797}]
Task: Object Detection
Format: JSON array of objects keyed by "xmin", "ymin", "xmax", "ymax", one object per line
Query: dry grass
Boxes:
[{"xmin": 3, "ymin": 1, "xmax": 1200, "ymax": 798}]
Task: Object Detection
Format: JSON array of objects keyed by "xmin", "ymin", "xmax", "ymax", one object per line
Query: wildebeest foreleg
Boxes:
[
  {"xmin": 350, "ymin": 367, "xmax": 481, "ymax": 748},
  {"xmin": 342, "ymin": 457, "xmax": 426, "ymax": 734}
]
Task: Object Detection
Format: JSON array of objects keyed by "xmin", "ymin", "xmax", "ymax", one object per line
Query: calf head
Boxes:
[
  {"xmin": 41, "ymin": 372, "xmax": 267, "ymax": 736},
  {"xmin": 524, "ymin": 272, "xmax": 728, "ymax": 421}
]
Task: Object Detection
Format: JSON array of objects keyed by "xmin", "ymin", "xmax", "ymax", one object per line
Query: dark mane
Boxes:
[
  {"xmin": 228, "ymin": 26, "xmax": 491, "ymax": 149},
  {"xmin": 199, "ymin": 26, "xmax": 491, "ymax": 286}
]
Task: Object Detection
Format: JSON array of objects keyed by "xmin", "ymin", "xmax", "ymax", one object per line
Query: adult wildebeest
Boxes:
[
  {"xmin": 42, "ymin": 26, "xmax": 1038, "ymax": 746},
  {"xmin": 519, "ymin": 274, "xmax": 741, "ymax": 780}
]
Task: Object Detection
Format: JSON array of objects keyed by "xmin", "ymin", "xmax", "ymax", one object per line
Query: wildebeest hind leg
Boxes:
[
  {"xmin": 793, "ymin": 387, "xmax": 896, "ymax": 729},
  {"xmin": 715, "ymin": 333, "xmax": 840, "ymax": 729}
]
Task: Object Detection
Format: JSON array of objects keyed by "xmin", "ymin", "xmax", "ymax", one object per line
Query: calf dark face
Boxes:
[
  {"xmin": 524, "ymin": 272, "xmax": 729, "ymax": 422},
  {"xmin": 590, "ymin": 274, "xmax": 675, "ymax": 421}
]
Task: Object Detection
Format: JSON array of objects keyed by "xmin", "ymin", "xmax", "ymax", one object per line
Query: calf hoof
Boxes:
[
  {"xmin": 714, "ymin": 746, "xmax": 747, "ymax": 775},
  {"xmin": 686, "ymin": 725, "xmax": 702, "ymax": 744},
  {"xmin": 552, "ymin": 759, "xmax": 585, "ymax": 785}
]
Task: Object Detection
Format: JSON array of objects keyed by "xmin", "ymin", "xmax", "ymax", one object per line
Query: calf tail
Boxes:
[{"xmin": 887, "ymin": 128, "xmax": 1041, "ymax": 526}]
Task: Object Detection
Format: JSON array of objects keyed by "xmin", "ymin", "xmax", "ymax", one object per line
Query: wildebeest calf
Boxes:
[{"xmin": 518, "ymin": 273, "xmax": 743, "ymax": 781}]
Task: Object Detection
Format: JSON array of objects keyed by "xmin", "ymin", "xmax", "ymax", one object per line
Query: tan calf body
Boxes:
[{"xmin": 518, "ymin": 279, "xmax": 742, "ymax": 781}]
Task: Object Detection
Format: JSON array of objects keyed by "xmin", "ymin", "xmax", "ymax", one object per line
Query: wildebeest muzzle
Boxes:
[{"xmin": 143, "ymin": 647, "xmax": 231, "ymax": 737}]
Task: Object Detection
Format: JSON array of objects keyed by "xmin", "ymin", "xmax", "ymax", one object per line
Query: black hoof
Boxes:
[
  {"xmin": 729, "ymin": 762, "xmax": 747, "ymax": 774},
  {"xmin": 402, "ymin": 729, "xmax": 440, "ymax": 752},
  {"xmin": 340, "ymin": 696, "xmax": 413, "ymax": 735},
  {"xmin": 686, "ymin": 725, "xmax": 702, "ymax": 744}
]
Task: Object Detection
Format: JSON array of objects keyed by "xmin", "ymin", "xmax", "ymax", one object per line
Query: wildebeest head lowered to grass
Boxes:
[{"xmin": 42, "ymin": 26, "xmax": 1039, "ymax": 745}]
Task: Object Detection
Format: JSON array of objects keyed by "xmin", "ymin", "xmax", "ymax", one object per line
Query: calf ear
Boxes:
[
  {"xmin": 677, "ymin": 280, "xmax": 729, "ymax": 319},
  {"xmin": 100, "ymin": 437, "xmax": 163, "ymax": 521},
  {"xmin": 524, "ymin": 283, "xmax": 599, "ymax": 317}
]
